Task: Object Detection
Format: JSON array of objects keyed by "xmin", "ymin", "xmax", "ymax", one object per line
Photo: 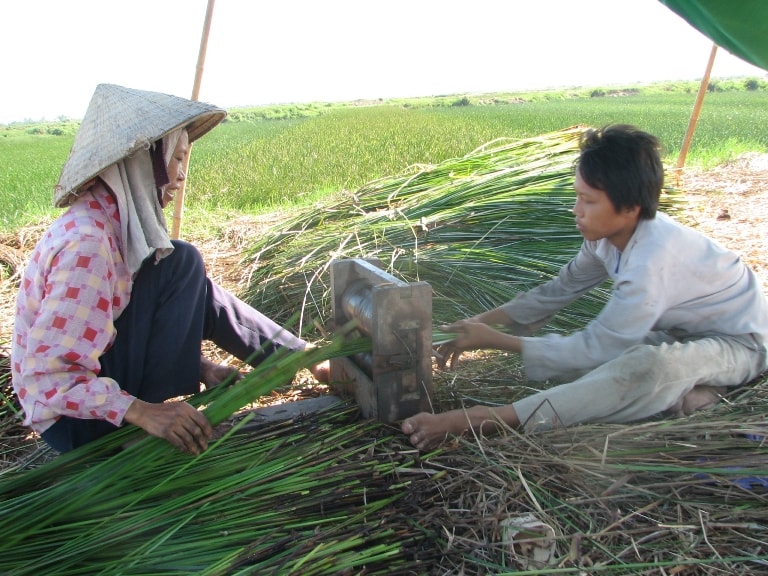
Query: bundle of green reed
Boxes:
[
  {"xmin": 241, "ymin": 128, "xmax": 584, "ymax": 333},
  {"xmin": 0, "ymin": 409, "xmax": 440, "ymax": 574},
  {"xmin": 240, "ymin": 126, "xmax": 682, "ymax": 338},
  {"xmin": 0, "ymin": 336, "xmax": 460, "ymax": 576}
]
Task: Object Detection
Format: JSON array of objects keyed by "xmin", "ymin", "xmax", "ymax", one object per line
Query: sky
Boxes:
[{"xmin": 2, "ymin": 0, "xmax": 765, "ymax": 124}]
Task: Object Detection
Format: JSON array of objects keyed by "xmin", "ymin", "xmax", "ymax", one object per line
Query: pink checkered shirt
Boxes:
[{"xmin": 12, "ymin": 186, "xmax": 136, "ymax": 435}]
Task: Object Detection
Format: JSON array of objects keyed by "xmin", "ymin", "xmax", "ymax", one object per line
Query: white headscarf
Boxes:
[{"xmin": 98, "ymin": 129, "xmax": 182, "ymax": 275}]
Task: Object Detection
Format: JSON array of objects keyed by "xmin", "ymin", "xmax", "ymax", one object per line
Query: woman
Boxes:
[{"xmin": 12, "ymin": 84, "xmax": 324, "ymax": 455}]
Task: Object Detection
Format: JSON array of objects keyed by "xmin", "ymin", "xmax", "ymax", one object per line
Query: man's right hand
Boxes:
[
  {"xmin": 437, "ymin": 319, "xmax": 523, "ymax": 370},
  {"xmin": 124, "ymin": 399, "xmax": 213, "ymax": 455},
  {"xmin": 436, "ymin": 319, "xmax": 496, "ymax": 369}
]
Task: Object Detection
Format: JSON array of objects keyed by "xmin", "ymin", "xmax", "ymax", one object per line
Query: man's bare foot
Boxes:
[
  {"xmin": 675, "ymin": 385, "xmax": 726, "ymax": 416},
  {"xmin": 200, "ymin": 356, "xmax": 243, "ymax": 388},
  {"xmin": 401, "ymin": 410, "xmax": 469, "ymax": 451}
]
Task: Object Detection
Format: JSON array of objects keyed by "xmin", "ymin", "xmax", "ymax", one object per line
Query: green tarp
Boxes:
[{"xmin": 660, "ymin": 0, "xmax": 768, "ymax": 71}]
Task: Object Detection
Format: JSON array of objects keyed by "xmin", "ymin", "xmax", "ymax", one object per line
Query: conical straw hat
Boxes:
[{"xmin": 54, "ymin": 83, "xmax": 226, "ymax": 207}]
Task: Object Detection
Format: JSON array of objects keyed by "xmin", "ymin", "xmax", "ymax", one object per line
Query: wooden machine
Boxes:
[{"xmin": 329, "ymin": 259, "xmax": 433, "ymax": 423}]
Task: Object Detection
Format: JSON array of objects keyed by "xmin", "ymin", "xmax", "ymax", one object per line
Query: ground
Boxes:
[
  {"xmin": 674, "ymin": 152, "xmax": 768, "ymax": 288},
  {"xmin": 1, "ymin": 153, "xmax": 767, "ymax": 471}
]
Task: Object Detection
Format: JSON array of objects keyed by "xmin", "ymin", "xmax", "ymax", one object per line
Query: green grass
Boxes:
[
  {"xmin": 1, "ymin": 82, "xmax": 767, "ymax": 233},
  {"xmin": 0, "ymin": 133, "xmax": 73, "ymax": 229},
  {"xmin": 184, "ymin": 90, "xmax": 768, "ymax": 214}
]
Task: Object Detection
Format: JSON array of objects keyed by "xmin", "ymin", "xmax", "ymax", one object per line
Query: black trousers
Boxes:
[{"xmin": 42, "ymin": 241, "xmax": 305, "ymax": 452}]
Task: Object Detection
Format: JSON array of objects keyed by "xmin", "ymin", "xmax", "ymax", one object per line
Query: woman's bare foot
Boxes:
[
  {"xmin": 309, "ymin": 359, "xmax": 330, "ymax": 383},
  {"xmin": 200, "ymin": 356, "xmax": 243, "ymax": 388},
  {"xmin": 401, "ymin": 410, "xmax": 470, "ymax": 450}
]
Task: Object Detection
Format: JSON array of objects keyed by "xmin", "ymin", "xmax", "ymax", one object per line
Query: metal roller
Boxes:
[
  {"xmin": 340, "ymin": 279, "xmax": 374, "ymax": 336},
  {"xmin": 339, "ymin": 279, "xmax": 375, "ymax": 372}
]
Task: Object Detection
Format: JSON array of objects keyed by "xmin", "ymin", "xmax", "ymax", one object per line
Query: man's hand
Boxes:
[
  {"xmin": 436, "ymin": 319, "xmax": 522, "ymax": 370},
  {"xmin": 124, "ymin": 399, "xmax": 213, "ymax": 455},
  {"xmin": 436, "ymin": 319, "xmax": 492, "ymax": 370}
]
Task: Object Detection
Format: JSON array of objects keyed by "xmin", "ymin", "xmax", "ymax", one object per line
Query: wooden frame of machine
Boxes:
[{"xmin": 330, "ymin": 259, "xmax": 434, "ymax": 423}]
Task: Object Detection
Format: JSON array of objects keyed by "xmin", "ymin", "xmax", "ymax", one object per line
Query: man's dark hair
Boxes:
[{"xmin": 577, "ymin": 124, "xmax": 663, "ymax": 219}]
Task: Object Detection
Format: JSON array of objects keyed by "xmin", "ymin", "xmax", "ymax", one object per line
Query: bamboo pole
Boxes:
[
  {"xmin": 172, "ymin": 0, "xmax": 216, "ymax": 240},
  {"xmin": 674, "ymin": 43, "xmax": 718, "ymax": 185}
]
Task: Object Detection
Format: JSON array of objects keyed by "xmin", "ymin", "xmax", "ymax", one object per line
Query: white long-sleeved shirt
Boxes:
[{"xmin": 502, "ymin": 212, "xmax": 768, "ymax": 381}]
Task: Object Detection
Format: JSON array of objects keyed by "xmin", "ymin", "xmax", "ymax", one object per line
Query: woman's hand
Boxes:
[{"xmin": 124, "ymin": 399, "xmax": 213, "ymax": 455}]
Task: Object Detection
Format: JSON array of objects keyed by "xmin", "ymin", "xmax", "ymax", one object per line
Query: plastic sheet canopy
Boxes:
[{"xmin": 660, "ymin": 0, "xmax": 768, "ymax": 71}]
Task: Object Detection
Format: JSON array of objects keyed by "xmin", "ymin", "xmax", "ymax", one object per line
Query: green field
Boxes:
[{"xmin": 1, "ymin": 82, "xmax": 767, "ymax": 233}]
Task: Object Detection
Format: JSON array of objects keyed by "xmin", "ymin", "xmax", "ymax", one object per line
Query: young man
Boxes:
[{"xmin": 402, "ymin": 124, "xmax": 768, "ymax": 450}]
